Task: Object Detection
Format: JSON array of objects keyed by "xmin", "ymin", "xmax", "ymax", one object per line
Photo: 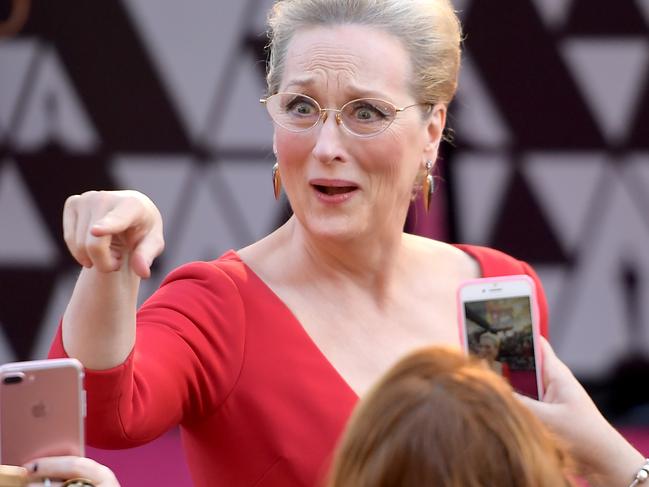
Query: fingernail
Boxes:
[{"xmin": 23, "ymin": 462, "xmax": 37, "ymax": 472}]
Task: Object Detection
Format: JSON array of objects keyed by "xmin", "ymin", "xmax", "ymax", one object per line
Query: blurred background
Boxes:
[{"xmin": 1, "ymin": 0, "xmax": 648, "ymax": 484}]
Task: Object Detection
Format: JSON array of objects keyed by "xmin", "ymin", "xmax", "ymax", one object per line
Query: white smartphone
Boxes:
[
  {"xmin": 458, "ymin": 275, "xmax": 544, "ymax": 400},
  {"xmin": 0, "ymin": 358, "xmax": 85, "ymax": 466}
]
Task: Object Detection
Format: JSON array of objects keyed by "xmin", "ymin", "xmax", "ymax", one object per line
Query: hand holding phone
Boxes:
[
  {"xmin": 0, "ymin": 358, "xmax": 85, "ymax": 467},
  {"xmin": 458, "ymin": 276, "xmax": 544, "ymax": 400}
]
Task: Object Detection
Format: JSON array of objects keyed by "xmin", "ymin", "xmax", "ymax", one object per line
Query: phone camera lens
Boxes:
[{"xmin": 2, "ymin": 375, "xmax": 23, "ymax": 385}]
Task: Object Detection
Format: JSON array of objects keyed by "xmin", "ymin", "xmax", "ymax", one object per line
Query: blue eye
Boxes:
[
  {"xmin": 285, "ymin": 96, "xmax": 318, "ymax": 117},
  {"xmin": 346, "ymin": 100, "xmax": 391, "ymax": 122}
]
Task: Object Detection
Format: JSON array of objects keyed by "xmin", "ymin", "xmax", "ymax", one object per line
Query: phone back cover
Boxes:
[{"xmin": 0, "ymin": 360, "xmax": 85, "ymax": 466}]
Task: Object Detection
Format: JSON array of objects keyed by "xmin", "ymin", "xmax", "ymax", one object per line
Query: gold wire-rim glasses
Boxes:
[{"xmin": 260, "ymin": 92, "xmax": 431, "ymax": 138}]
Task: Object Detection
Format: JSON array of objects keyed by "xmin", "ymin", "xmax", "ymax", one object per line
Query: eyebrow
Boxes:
[{"xmin": 283, "ymin": 77, "xmax": 392, "ymax": 101}]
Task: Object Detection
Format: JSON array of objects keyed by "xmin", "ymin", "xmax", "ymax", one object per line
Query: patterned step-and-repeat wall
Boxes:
[{"xmin": 1, "ymin": 0, "xmax": 648, "ymax": 482}]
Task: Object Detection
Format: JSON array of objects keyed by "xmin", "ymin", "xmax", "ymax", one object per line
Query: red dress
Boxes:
[{"xmin": 49, "ymin": 244, "xmax": 548, "ymax": 487}]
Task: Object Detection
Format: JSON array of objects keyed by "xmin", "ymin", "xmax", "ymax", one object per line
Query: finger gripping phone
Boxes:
[
  {"xmin": 0, "ymin": 358, "xmax": 85, "ymax": 466},
  {"xmin": 458, "ymin": 276, "xmax": 544, "ymax": 400}
]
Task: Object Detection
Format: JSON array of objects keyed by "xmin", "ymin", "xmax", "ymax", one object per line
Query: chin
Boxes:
[{"xmin": 300, "ymin": 211, "xmax": 369, "ymax": 242}]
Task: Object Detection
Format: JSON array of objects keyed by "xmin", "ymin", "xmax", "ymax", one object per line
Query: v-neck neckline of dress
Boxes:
[
  {"xmin": 222, "ymin": 245, "xmax": 484, "ymax": 399},
  {"xmin": 224, "ymin": 249, "xmax": 361, "ymax": 399}
]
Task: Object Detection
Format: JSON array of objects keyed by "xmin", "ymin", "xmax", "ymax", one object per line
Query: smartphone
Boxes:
[
  {"xmin": 458, "ymin": 276, "xmax": 543, "ymax": 400},
  {"xmin": 0, "ymin": 358, "xmax": 85, "ymax": 466}
]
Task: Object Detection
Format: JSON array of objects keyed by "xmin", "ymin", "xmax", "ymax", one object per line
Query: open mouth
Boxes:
[{"xmin": 313, "ymin": 184, "xmax": 357, "ymax": 195}]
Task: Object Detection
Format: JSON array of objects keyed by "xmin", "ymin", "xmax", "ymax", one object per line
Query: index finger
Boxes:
[{"xmin": 90, "ymin": 198, "xmax": 148, "ymax": 237}]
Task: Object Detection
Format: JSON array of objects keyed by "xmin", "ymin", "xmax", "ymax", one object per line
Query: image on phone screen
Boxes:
[{"xmin": 463, "ymin": 296, "xmax": 540, "ymax": 399}]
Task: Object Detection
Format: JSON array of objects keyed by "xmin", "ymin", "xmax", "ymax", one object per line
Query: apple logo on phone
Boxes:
[{"xmin": 31, "ymin": 401, "xmax": 47, "ymax": 418}]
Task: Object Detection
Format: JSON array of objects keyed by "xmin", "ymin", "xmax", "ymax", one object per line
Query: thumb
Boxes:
[{"xmin": 515, "ymin": 390, "xmax": 563, "ymax": 429}]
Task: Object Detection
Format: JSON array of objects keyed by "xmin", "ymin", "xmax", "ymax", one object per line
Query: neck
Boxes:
[{"xmin": 282, "ymin": 215, "xmax": 405, "ymax": 296}]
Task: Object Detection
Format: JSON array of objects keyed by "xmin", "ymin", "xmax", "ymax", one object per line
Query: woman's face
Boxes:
[
  {"xmin": 274, "ymin": 24, "xmax": 445, "ymax": 243},
  {"xmin": 478, "ymin": 339, "xmax": 499, "ymax": 361}
]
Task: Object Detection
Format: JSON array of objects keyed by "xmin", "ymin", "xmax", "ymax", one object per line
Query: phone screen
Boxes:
[{"xmin": 463, "ymin": 296, "xmax": 540, "ymax": 399}]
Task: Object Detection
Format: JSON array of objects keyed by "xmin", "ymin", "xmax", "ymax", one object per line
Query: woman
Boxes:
[
  {"xmin": 327, "ymin": 345, "xmax": 572, "ymax": 487},
  {"xmin": 477, "ymin": 331, "xmax": 510, "ymax": 378},
  {"xmin": 51, "ymin": 1, "xmax": 549, "ymax": 485},
  {"xmin": 327, "ymin": 341, "xmax": 647, "ymax": 487}
]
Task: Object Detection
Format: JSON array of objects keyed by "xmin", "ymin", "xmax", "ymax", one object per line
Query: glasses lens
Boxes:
[
  {"xmin": 341, "ymin": 98, "xmax": 396, "ymax": 136},
  {"xmin": 265, "ymin": 93, "xmax": 321, "ymax": 132}
]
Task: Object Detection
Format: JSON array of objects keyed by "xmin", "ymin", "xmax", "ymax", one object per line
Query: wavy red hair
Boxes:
[{"xmin": 327, "ymin": 346, "xmax": 574, "ymax": 487}]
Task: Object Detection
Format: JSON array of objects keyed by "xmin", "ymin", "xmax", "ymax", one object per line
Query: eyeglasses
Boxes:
[{"xmin": 260, "ymin": 92, "xmax": 429, "ymax": 138}]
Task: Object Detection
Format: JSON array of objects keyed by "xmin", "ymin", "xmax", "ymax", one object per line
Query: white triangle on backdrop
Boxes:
[
  {"xmin": 217, "ymin": 159, "xmax": 281, "ymax": 243},
  {"xmin": 0, "ymin": 40, "xmax": 37, "ymax": 139},
  {"xmin": 626, "ymin": 152, "xmax": 649, "ymax": 196},
  {"xmin": 111, "ymin": 155, "xmax": 193, "ymax": 235},
  {"xmin": 208, "ymin": 53, "xmax": 273, "ymax": 150},
  {"xmin": 124, "ymin": 0, "xmax": 251, "ymax": 140},
  {"xmin": 455, "ymin": 55, "xmax": 511, "ymax": 148},
  {"xmin": 0, "ymin": 323, "xmax": 17, "ymax": 364},
  {"xmin": 556, "ymin": 166, "xmax": 649, "ymax": 376},
  {"xmin": 453, "ymin": 153, "xmax": 511, "ymax": 244},
  {"xmin": 15, "ymin": 47, "xmax": 98, "ymax": 152},
  {"xmin": 162, "ymin": 162, "xmax": 241, "ymax": 272},
  {"xmin": 530, "ymin": 0, "xmax": 574, "ymax": 29},
  {"xmin": 637, "ymin": 0, "xmax": 649, "ymax": 26},
  {"xmin": 531, "ymin": 264, "xmax": 567, "ymax": 335},
  {"xmin": 562, "ymin": 39, "xmax": 649, "ymax": 143},
  {"xmin": 0, "ymin": 161, "xmax": 58, "ymax": 265},
  {"xmin": 111, "ymin": 155, "xmax": 195, "ymax": 301},
  {"xmin": 523, "ymin": 153, "xmax": 606, "ymax": 252}
]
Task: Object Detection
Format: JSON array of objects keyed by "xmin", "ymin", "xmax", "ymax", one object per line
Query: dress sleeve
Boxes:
[
  {"xmin": 48, "ymin": 261, "xmax": 246, "ymax": 449},
  {"xmin": 454, "ymin": 244, "xmax": 550, "ymax": 340}
]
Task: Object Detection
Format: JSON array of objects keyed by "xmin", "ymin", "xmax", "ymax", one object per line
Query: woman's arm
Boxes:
[
  {"xmin": 61, "ymin": 190, "xmax": 164, "ymax": 369},
  {"xmin": 520, "ymin": 338, "xmax": 645, "ymax": 487}
]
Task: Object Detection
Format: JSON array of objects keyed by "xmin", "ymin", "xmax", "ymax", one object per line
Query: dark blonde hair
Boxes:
[
  {"xmin": 327, "ymin": 347, "xmax": 574, "ymax": 487},
  {"xmin": 266, "ymin": 0, "xmax": 462, "ymax": 105}
]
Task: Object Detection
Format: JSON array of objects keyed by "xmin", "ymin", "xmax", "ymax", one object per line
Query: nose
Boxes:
[{"xmin": 312, "ymin": 110, "xmax": 346, "ymax": 164}]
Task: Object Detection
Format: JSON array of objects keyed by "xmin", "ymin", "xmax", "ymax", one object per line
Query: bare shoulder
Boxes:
[
  {"xmin": 236, "ymin": 225, "xmax": 294, "ymax": 285},
  {"xmin": 402, "ymin": 233, "xmax": 480, "ymax": 281}
]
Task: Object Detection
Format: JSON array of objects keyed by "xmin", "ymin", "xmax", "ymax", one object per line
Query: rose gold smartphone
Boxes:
[
  {"xmin": 458, "ymin": 275, "xmax": 544, "ymax": 400},
  {"xmin": 0, "ymin": 358, "xmax": 85, "ymax": 466}
]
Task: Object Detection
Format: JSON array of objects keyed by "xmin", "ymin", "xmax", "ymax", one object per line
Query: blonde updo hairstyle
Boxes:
[{"xmin": 266, "ymin": 0, "xmax": 462, "ymax": 107}]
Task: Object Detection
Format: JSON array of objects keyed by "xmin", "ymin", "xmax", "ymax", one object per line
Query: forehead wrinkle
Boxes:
[
  {"xmin": 294, "ymin": 47, "xmax": 360, "ymax": 82},
  {"xmin": 282, "ymin": 25, "xmax": 413, "ymax": 102}
]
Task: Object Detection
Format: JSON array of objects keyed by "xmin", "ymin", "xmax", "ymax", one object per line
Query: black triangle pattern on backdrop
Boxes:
[
  {"xmin": 1, "ymin": 0, "xmax": 189, "ymax": 360},
  {"xmin": 0, "ymin": 268, "xmax": 58, "ymax": 359},
  {"xmin": 463, "ymin": 0, "xmax": 606, "ymax": 149},
  {"xmin": 20, "ymin": 0, "xmax": 191, "ymax": 152},
  {"xmin": 488, "ymin": 168, "xmax": 569, "ymax": 264},
  {"xmin": 629, "ymin": 63, "xmax": 649, "ymax": 148},
  {"xmin": 16, "ymin": 148, "xmax": 117, "ymax": 255},
  {"xmin": 564, "ymin": 0, "xmax": 649, "ymax": 36}
]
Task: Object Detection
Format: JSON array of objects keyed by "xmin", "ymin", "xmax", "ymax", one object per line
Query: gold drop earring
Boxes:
[
  {"xmin": 422, "ymin": 160, "xmax": 434, "ymax": 213},
  {"xmin": 272, "ymin": 162, "xmax": 282, "ymax": 200}
]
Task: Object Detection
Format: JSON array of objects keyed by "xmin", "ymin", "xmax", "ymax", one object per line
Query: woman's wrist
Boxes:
[
  {"xmin": 588, "ymin": 438, "xmax": 646, "ymax": 487},
  {"xmin": 628, "ymin": 459, "xmax": 649, "ymax": 487}
]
